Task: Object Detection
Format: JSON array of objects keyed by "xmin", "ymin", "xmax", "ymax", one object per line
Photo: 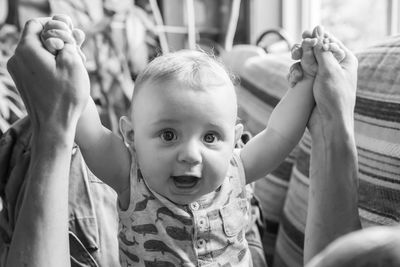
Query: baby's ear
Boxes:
[
  {"xmin": 234, "ymin": 123, "xmax": 244, "ymax": 146},
  {"xmin": 119, "ymin": 116, "xmax": 135, "ymax": 147}
]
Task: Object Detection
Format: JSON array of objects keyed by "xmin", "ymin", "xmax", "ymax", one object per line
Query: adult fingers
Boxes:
[
  {"xmin": 302, "ymin": 30, "xmax": 313, "ymax": 39},
  {"xmin": 326, "ymin": 43, "xmax": 346, "ymax": 63},
  {"xmin": 56, "ymin": 43, "xmax": 82, "ymax": 69},
  {"xmin": 302, "ymin": 38, "xmax": 318, "ymax": 51},
  {"xmin": 319, "ymin": 30, "xmax": 358, "ymax": 72},
  {"xmin": 20, "ymin": 18, "xmax": 52, "ymax": 46},
  {"xmin": 43, "ymin": 19, "xmax": 71, "ymax": 32},
  {"xmin": 313, "ymin": 39, "xmax": 340, "ymax": 71},
  {"xmin": 312, "ymin": 25, "xmax": 325, "ymax": 39}
]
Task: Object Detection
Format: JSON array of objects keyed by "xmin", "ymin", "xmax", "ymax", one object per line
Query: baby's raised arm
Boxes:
[
  {"xmin": 41, "ymin": 15, "xmax": 131, "ymax": 194},
  {"xmin": 241, "ymin": 27, "xmax": 345, "ymax": 183}
]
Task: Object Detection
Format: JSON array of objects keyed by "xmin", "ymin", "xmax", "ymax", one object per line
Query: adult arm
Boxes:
[
  {"xmin": 294, "ymin": 27, "xmax": 361, "ymax": 264},
  {"xmin": 305, "ymin": 106, "xmax": 360, "ymax": 263},
  {"xmin": 5, "ymin": 17, "xmax": 90, "ymax": 267},
  {"xmin": 6, "ymin": 124, "xmax": 75, "ymax": 267},
  {"xmin": 40, "ymin": 14, "xmax": 130, "ymax": 194}
]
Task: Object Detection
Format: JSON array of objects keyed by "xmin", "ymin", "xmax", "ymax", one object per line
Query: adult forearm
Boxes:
[
  {"xmin": 6, "ymin": 129, "xmax": 75, "ymax": 267},
  {"xmin": 304, "ymin": 118, "xmax": 361, "ymax": 264}
]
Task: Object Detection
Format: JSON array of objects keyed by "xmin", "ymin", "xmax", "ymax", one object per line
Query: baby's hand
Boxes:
[{"xmin": 41, "ymin": 14, "xmax": 86, "ymax": 61}]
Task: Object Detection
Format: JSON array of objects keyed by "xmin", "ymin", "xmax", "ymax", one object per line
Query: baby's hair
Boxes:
[{"xmin": 131, "ymin": 49, "xmax": 238, "ymax": 102}]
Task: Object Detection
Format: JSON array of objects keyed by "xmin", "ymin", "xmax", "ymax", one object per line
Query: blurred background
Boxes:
[{"xmin": 0, "ymin": 0, "xmax": 397, "ymax": 135}]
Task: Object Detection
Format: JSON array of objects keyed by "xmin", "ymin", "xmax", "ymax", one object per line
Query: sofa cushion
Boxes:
[{"xmin": 355, "ymin": 36, "xmax": 400, "ymax": 227}]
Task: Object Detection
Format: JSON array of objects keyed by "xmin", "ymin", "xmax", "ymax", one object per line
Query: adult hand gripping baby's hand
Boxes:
[
  {"xmin": 308, "ymin": 26, "xmax": 357, "ymax": 127},
  {"xmin": 292, "ymin": 26, "xmax": 358, "ymax": 135},
  {"xmin": 7, "ymin": 18, "xmax": 90, "ymax": 135}
]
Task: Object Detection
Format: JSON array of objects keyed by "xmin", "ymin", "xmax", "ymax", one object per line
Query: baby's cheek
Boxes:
[{"xmin": 207, "ymin": 153, "xmax": 231, "ymax": 184}]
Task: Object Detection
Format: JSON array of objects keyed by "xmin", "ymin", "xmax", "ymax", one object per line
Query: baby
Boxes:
[{"xmin": 41, "ymin": 15, "xmax": 345, "ymax": 266}]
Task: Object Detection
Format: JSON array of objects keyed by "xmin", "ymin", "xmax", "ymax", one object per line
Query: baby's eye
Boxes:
[
  {"xmin": 160, "ymin": 129, "xmax": 177, "ymax": 142},
  {"xmin": 203, "ymin": 132, "xmax": 219, "ymax": 143}
]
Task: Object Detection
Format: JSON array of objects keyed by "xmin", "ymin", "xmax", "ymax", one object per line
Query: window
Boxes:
[
  {"xmin": 282, "ymin": 0, "xmax": 399, "ymax": 50},
  {"xmin": 320, "ymin": 0, "xmax": 392, "ymax": 50}
]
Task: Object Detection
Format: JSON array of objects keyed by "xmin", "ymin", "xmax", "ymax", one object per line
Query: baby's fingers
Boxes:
[
  {"xmin": 291, "ymin": 43, "xmax": 302, "ymax": 60},
  {"xmin": 287, "ymin": 62, "xmax": 304, "ymax": 88},
  {"xmin": 44, "ymin": 37, "xmax": 64, "ymax": 54},
  {"xmin": 43, "ymin": 19, "xmax": 71, "ymax": 33},
  {"xmin": 42, "ymin": 28, "xmax": 75, "ymax": 44},
  {"xmin": 41, "ymin": 29, "xmax": 76, "ymax": 54},
  {"xmin": 302, "ymin": 38, "xmax": 318, "ymax": 54}
]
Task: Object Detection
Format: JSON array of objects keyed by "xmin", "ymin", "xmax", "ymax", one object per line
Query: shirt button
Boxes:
[
  {"xmin": 198, "ymin": 217, "xmax": 207, "ymax": 231},
  {"xmin": 190, "ymin": 202, "xmax": 200, "ymax": 211},
  {"xmin": 196, "ymin": 238, "xmax": 206, "ymax": 249},
  {"xmin": 198, "ymin": 217, "xmax": 206, "ymax": 226}
]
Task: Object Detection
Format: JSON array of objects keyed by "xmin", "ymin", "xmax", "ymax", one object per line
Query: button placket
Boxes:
[{"xmin": 198, "ymin": 216, "xmax": 208, "ymax": 231}]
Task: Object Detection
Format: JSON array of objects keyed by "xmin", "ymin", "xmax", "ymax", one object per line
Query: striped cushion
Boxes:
[
  {"xmin": 274, "ymin": 132, "xmax": 311, "ymax": 267},
  {"xmin": 274, "ymin": 35, "xmax": 400, "ymax": 267},
  {"xmin": 229, "ymin": 52, "xmax": 296, "ymax": 265},
  {"xmin": 355, "ymin": 36, "xmax": 400, "ymax": 227}
]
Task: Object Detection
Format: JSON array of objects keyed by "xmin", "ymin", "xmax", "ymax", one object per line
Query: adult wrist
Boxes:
[
  {"xmin": 311, "ymin": 112, "xmax": 356, "ymax": 149},
  {"xmin": 32, "ymin": 121, "xmax": 77, "ymax": 148}
]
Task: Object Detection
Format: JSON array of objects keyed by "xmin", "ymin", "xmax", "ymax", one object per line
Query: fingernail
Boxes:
[
  {"xmin": 315, "ymin": 25, "xmax": 324, "ymax": 38},
  {"xmin": 308, "ymin": 38, "xmax": 319, "ymax": 47},
  {"xmin": 291, "ymin": 44, "xmax": 302, "ymax": 59},
  {"xmin": 291, "ymin": 43, "xmax": 301, "ymax": 53}
]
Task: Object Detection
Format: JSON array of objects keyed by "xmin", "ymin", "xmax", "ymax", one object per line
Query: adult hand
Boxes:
[
  {"xmin": 291, "ymin": 26, "xmax": 358, "ymax": 135},
  {"xmin": 4, "ymin": 17, "xmax": 89, "ymax": 267},
  {"xmin": 7, "ymin": 17, "xmax": 90, "ymax": 135},
  {"xmin": 310, "ymin": 26, "xmax": 357, "ymax": 131}
]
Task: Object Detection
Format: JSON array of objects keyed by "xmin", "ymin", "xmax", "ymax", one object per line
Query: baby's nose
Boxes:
[{"xmin": 177, "ymin": 140, "xmax": 202, "ymax": 165}]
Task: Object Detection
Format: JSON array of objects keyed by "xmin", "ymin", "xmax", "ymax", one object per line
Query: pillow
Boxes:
[{"xmin": 354, "ymin": 36, "xmax": 400, "ymax": 227}]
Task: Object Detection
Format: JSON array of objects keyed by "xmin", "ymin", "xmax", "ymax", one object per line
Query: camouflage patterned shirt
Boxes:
[{"xmin": 118, "ymin": 150, "xmax": 252, "ymax": 267}]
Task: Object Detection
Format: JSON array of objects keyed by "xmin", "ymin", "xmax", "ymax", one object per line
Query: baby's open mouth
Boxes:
[{"xmin": 172, "ymin": 175, "xmax": 200, "ymax": 189}]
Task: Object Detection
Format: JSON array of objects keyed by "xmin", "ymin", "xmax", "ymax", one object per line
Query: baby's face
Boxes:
[{"xmin": 132, "ymin": 73, "xmax": 240, "ymax": 205}]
